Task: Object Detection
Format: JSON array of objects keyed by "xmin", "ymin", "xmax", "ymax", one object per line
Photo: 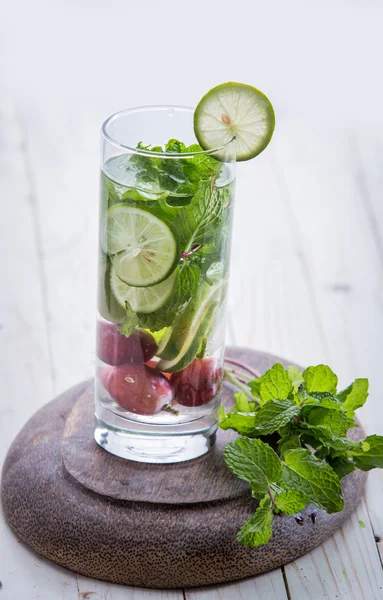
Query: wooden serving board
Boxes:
[{"xmin": 1, "ymin": 348, "xmax": 367, "ymax": 589}]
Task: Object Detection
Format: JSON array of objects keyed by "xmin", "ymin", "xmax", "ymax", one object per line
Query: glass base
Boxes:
[{"xmin": 94, "ymin": 418, "xmax": 217, "ymax": 464}]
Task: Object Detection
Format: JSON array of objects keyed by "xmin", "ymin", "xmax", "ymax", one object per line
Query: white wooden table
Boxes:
[{"xmin": 1, "ymin": 1, "xmax": 383, "ymax": 598}]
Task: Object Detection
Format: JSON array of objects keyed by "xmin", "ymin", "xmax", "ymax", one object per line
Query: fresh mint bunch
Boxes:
[
  {"xmin": 220, "ymin": 363, "xmax": 383, "ymax": 547},
  {"xmin": 105, "ymin": 140, "xmax": 231, "ymax": 333},
  {"xmin": 126, "ymin": 139, "xmax": 221, "ymax": 200}
]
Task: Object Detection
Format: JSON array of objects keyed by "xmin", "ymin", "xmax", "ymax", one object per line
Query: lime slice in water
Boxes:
[
  {"xmin": 102, "ymin": 204, "xmax": 177, "ymax": 287},
  {"xmin": 98, "ymin": 253, "xmax": 126, "ymax": 324},
  {"xmin": 194, "ymin": 82, "xmax": 275, "ymax": 161},
  {"xmin": 110, "ymin": 266, "xmax": 176, "ymax": 314},
  {"xmin": 157, "ymin": 281, "xmax": 224, "ymax": 372}
]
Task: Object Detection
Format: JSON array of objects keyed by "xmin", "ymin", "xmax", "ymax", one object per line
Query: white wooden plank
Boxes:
[
  {"xmin": 273, "ymin": 122, "xmax": 383, "ymax": 434},
  {"xmin": 185, "ymin": 569, "xmax": 288, "ymax": 600},
  {"xmin": 18, "ymin": 107, "xmax": 99, "ymax": 394},
  {"xmin": 270, "ymin": 124, "xmax": 383, "ymax": 598},
  {"xmin": 365, "ymin": 469, "xmax": 383, "ymax": 564},
  {"xmin": 0, "ymin": 101, "xmax": 79, "ymax": 598},
  {"xmin": 228, "ymin": 122, "xmax": 383, "ymax": 599},
  {"xmin": 349, "ymin": 132, "xmax": 383, "ymax": 264},
  {"xmin": 284, "ymin": 500, "xmax": 383, "ymax": 600},
  {"xmin": 77, "ymin": 576, "xmax": 182, "ymax": 599}
]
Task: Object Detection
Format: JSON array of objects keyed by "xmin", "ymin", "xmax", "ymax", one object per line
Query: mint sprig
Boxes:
[
  {"xmin": 221, "ymin": 362, "xmax": 383, "ymax": 547},
  {"xmin": 104, "ymin": 139, "xmax": 230, "ymax": 341}
]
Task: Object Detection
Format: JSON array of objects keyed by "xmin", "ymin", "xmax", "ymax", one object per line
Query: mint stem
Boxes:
[
  {"xmin": 267, "ymin": 489, "xmax": 275, "ymax": 505},
  {"xmin": 224, "ymin": 369, "xmax": 259, "ymax": 403},
  {"xmin": 224, "ymin": 357, "xmax": 261, "ymax": 379},
  {"xmin": 181, "ymin": 244, "xmax": 202, "ymax": 258}
]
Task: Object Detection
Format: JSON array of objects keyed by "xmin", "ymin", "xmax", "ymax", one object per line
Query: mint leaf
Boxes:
[
  {"xmin": 224, "ymin": 438, "xmax": 282, "ymax": 499},
  {"xmin": 278, "ymin": 428, "xmax": 302, "ymax": 457},
  {"xmin": 117, "ymin": 301, "xmax": 139, "ymax": 337},
  {"xmin": 219, "ymin": 412, "xmax": 256, "ymax": 435},
  {"xmin": 282, "ymin": 448, "xmax": 344, "ymax": 513},
  {"xmin": 303, "ymin": 365, "xmax": 338, "ymax": 393},
  {"xmin": 327, "ymin": 456, "xmax": 356, "ymax": 478},
  {"xmin": 302, "ymin": 406, "xmax": 356, "ymax": 437},
  {"xmin": 237, "ymin": 503, "xmax": 274, "ymax": 547},
  {"xmin": 165, "ymin": 139, "xmax": 185, "ymax": 153},
  {"xmin": 299, "ymin": 423, "xmax": 356, "ymax": 454},
  {"xmin": 173, "ymin": 179, "xmax": 225, "ymax": 252},
  {"xmin": 311, "ymin": 396, "xmax": 343, "ymax": 410},
  {"xmin": 337, "ymin": 378, "xmax": 369, "ymax": 416},
  {"xmin": 287, "ymin": 366, "xmax": 304, "ymax": 390},
  {"xmin": 233, "ymin": 392, "xmax": 258, "ymax": 413},
  {"xmin": 351, "ymin": 435, "xmax": 383, "ymax": 471},
  {"xmin": 248, "ymin": 378, "xmax": 262, "ymax": 398},
  {"xmin": 253, "ymin": 400, "xmax": 301, "ymax": 435},
  {"xmin": 274, "ymin": 490, "xmax": 309, "ymax": 515},
  {"xmin": 259, "ymin": 363, "xmax": 293, "ymax": 404}
]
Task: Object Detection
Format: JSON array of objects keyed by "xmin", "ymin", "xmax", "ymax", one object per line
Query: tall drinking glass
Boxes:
[{"xmin": 95, "ymin": 106, "xmax": 236, "ymax": 463}]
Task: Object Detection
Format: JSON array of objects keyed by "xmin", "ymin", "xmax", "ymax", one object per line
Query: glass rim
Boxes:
[{"xmin": 101, "ymin": 105, "xmax": 236, "ymax": 159}]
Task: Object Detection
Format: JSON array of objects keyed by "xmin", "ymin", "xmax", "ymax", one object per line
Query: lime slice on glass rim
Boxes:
[
  {"xmin": 110, "ymin": 265, "xmax": 177, "ymax": 314},
  {"xmin": 102, "ymin": 204, "xmax": 178, "ymax": 287},
  {"xmin": 194, "ymin": 82, "xmax": 275, "ymax": 161}
]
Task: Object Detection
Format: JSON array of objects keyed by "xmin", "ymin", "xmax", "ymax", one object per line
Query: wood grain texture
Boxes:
[
  {"xmin": 76, "ymin": 576, "xmax": 183, "ymax": 600},
  {"xmin": 0, "ymin": 100, "xmax": 80, "ymax": 600},
  {"xmin": 268, "ymin": 124, "xmax": 383, "ymax": 599},
  {"xmin": 1, "ymin": 349, "xmax": 368, "ymax": 589},
  {"xmin": 185, "ymin": 569, "xmax": 289, "ymax": 600}
]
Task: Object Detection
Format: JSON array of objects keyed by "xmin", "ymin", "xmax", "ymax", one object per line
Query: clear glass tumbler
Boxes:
[{"xmin": 95, "ymin": 106, "xmax": 236, "ymax": 463}]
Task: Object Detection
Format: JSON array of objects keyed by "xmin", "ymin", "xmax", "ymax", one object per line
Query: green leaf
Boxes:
[
  {"xmin": 234, "ymin": 392, "xmax": 254, "ymax": 413},
  {"xmin": 117, "ymin": 301, "xmax": 139, "ymax": 337},
  {"xmin": 248, "ymin": 378, "xmax": 262, "ymax": 398},
  {"xmin": 359, "ymin": 520, "xmax": 366, "ymax": 528},
  {"xmin": 303, "ymin": 365, "xmax": 338, "ymax": 394},
  {"xmin": 327, "ymin": 456, "xmax": 356, "ymax": 479},
  {"xmin": 219, "ymin": 412, "xmax": 256, "ymax": 435},
  {"xmin": 337, "ymin": 379, "xmax": 369, "ymax": 416},
  {"xmin": 313, "ymin": 396, "xmax": 343, "ymax": 410},
  {"xmin": 259, "ymin": 363, "xmax": 293, "ymax": 405},
  {"xmin": 302, "ymin": 406, "xmax": 357, "ymax": 437},
  {"xmin": 172, "ymin": 179, "xmax": 226, "ymax": 252},
  {"xmin": 278, "ymin": 429, "xmax": 302, "ymax": 457},
  {"xmin": 287, "ymin": 366, "xmax": 304, "ymax": 390},
  {"xmin": 351, "ymin": 435, "xmax": 383, "ymax": 471},
  {"xmin": 147, "ymin": 327, "xmax": 169, "ymax": 345},
  {"xmin": 253, "ymin": 400, "xmax": 301, "ymax": 435},
  {"xmin": 237, "ymin": 503, "xmax": 274, "ymax": 547},
  {"xmin": 306, "ymin": 391, "xmax": 340, "ymax": 404},
  {"xmin": 165, "ymin": 139, "xmax": 186, "ymax": 153},
  {"xmin": 259, "ymin": 494, "xmax": 273, "ymax": 509},
  {"xmin": 224, "ymin": 438, "xmax": 282, "ymax": 499},
  {"xmin": 274, "ymin": 490, "xmax": 310, "ymax": 515},
  {"xmin": 281, "ymin": 448, "xmax": 344, "ymax": 513},
  {"xmin": 299, "ymin": 423, "xmax": 356, "ymax": 455}
]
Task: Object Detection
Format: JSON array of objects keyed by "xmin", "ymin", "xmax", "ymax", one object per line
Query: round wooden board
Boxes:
[{"xmin": 1, "ymin": 347, "xmax": 367, "ymax": 589}]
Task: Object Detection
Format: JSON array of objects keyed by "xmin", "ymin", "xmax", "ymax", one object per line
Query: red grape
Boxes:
[
  {"xmin": 107, "ymin": 364, "xmax": 173, "ymax": 415},
  {"xmin": 170, "ymin": 359, "xmax": 223, "ymax": 407},
  {"xmin": 97, "ymin": 322, "xmax": 157, "ymax": 366}
]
